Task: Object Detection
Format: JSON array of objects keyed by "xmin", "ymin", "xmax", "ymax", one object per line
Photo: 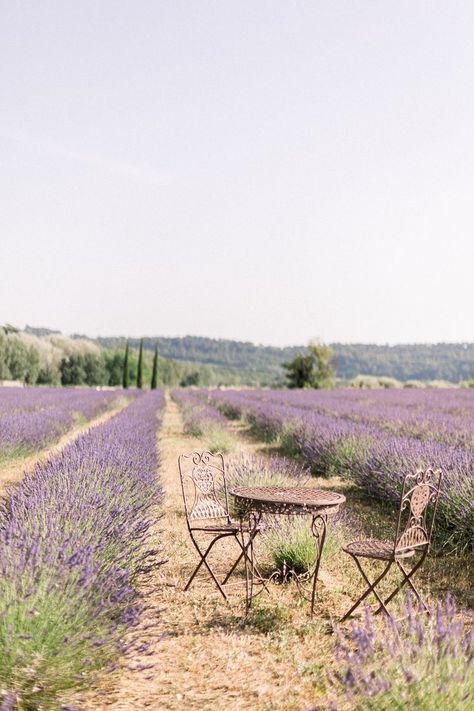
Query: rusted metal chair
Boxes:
[
  {"xmin": 341, "ymin": 467, "xmax": 443, "ymax": 621},
  {"xmin": 178, "ymin": 450, "xmax": 257, "ymax": 600}
]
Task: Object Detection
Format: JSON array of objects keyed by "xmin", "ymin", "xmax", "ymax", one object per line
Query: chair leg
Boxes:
[
  {"xmin": 185, "ymin": 533, "xmax": 234, "ymax": 599},
  {"xmin": 222, "ymin": 535, "xmax": 250, "ymax": 585},
  {"xmin": 373, "ymin": 555, "xmax": 428, "ymax": 615},
  {"xmin": 341, "ymin": 556, "xmax": 393, "ymax": 622},
  {"xmin": 397, "ymin": 561, "xmax": 428, "ymax": 610}
]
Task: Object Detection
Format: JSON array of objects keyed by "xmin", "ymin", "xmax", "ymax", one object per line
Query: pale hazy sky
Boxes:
[{"xmin": 1, "ymin": 1, "xmax": 473, "ymax": 346}]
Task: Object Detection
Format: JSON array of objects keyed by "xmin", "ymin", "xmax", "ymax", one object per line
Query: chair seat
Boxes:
[
  {"xmin": 190, "ymin": 520, "xmax": 254, "ymax": 534},
  {"xmin": 343, "ymin": 539, "xmax": 416, "ymax": 561}
]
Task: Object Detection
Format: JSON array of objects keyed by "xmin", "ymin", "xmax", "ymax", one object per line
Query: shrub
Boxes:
[
  {"xmin": 264, "ymin": 517, "xmax": 317, "ymax": 575},
  {"xmin": 226, "ymin": 452, "xmax": 309, "ymax": 490},
  {"xmin": 349, "ymin": 375, "xmax": 402, "ymax": 389},
  {"xmin": 203, "ymin": 422, "xmax": 235, "ymax": 454}
]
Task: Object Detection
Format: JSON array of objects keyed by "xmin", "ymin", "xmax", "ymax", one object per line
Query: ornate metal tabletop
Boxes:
[{"xmin": 230, "ymin": 486, "xmax": 346, "ymax": 516}]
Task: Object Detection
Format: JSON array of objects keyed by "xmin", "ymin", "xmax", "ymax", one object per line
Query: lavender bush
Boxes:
[
  {"xmin": 172, "ymin": 389, "xmax": 227, "ymax": 436},
  {"xmin": 172, "ymin": 388, "xmax": 234, "ymax": 452},
  {"xmin": 330, "ymin": 595, "xmax": 474, "ymax": 710},
  {"xmin": 226, "ymin": 451, "xmax": 309, "ymax": 490},
  {"xmin": 0, "ymin": 390, "xmax": 164, "ymax": 709}
]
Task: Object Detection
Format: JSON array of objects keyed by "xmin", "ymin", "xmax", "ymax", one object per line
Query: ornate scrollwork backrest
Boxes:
[
  {"xmin": 178, "ymin": 451, "xmax": 230, "ymax": 524},
  {"xmin": 394, "ymin": 468, "xmax": 443, "ymax": 555}
]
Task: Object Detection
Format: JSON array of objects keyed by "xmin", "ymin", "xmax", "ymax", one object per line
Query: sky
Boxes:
[{"xmin": 1, "ymin": 1, "xmax": 473, "ymax": 347}]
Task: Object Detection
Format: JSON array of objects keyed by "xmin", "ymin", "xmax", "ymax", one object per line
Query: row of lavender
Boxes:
[
  {"xmin": 0, "ymin": 390, "xmax": 164, "ymax": 709},
  {"xmin": 0, "ymin": 386, "xmax": 124, "ymax": 459},
  {"xmin": 213, "ymin": 388, "xmax": 474, "ymax": 449},
  {"xmin": 171, "ymin": 388, "xmax": 227, "ymax": 436},
  {"xmin": 205, "ymin": 389, "xmax": 474, "ymax": 550}
]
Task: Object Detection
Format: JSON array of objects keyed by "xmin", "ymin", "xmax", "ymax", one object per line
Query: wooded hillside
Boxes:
[{"xmin": 92, "ymin": 334, "xmax": 474, "ymax": 383}]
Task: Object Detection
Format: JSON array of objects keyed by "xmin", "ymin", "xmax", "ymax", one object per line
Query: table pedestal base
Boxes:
[{"xmin": 240, "ymin": 512, "xmax": 330, "ymax": 617}]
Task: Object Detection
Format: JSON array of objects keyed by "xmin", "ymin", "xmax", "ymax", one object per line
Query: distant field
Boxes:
[{"xmin": 0, "ymin": 386, "xmax": 121, "ymax": 462}]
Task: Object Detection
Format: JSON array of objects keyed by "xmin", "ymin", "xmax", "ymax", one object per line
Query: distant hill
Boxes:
[
  {"xmin": 90, "ymin": 335, "xmax": 474, "ymax": 384},
  {"xmin": 93, "ymin": 335, "xmax": 298, "ymax": 383},
  {"xmin": 332, "ymin": 343, "xmax": 474, "ymax": 382},
  {"xmin": 5, "ymin": 326, "xmax": 474, "ymax": 385}
]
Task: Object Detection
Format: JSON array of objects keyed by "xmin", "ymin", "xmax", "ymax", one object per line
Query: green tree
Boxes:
[
  {"xmin": 60, "ymin": 354, "xmax": 86, "ymax": 385},
  {"xmin": 137, "ymin": 339, "xmax": 144, "ymax": 389},
  {"xmin": 123, "ymin": 342, "xmax": 129, "ymax": 389},
  {"xmin": 5, "ymin": 336, "xmax": 30, "ymax": 382},
  {"xmin": 104, "ymin": 350, "xmax": 124, "ymax": 386},
  {"xmin": 151, "ymin": 344, "xmax": 159, "ymax": 389},
  {"xmin": 283, "ymin": 340, "xmax": 335, "ymax": 389},
  {"xmin": 180, "ymin": 370, "xmax": 200, "ymax": 387},
  {"xmin": 2, "ymin": 323, "xmax": 19, "ymax": 335},
  {"xmin": 282, "ymin": 353, "xmax": 314, "ymax": 388},
  {"xmin": 24, "ymin": 345, "xmax": 40, "ymax": 384},
  {"xmin": 82, "ymin": 352, "xmax": 107, "ymax": 386},
  {"xmin": 0, "ymin": 331, "xmax": 8, "ymax": 380},
  {"xmin": 36, "ymin": 362, "xmax": 61, "ymax": 386}
]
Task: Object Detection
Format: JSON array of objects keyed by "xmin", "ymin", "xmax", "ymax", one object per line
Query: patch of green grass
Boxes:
[
  {"xmin": 71, "ymin": 410, "xmax": 88, "ymax": 427},
  {"xmin": 243, "ymin": 601, "xmax": 292, "ymax": 634},
  {"xmin": 0, "ymin": 445, "xmax": 32, "ymax": 467},
  {"xmin": 277, "ymin": 423, "xmax": 300, "ymax": 457},
  {"xmin": 262, "ymin": 514, "xmax": 351, "ymax": 578},
  {"xmin": 264, "ymin": 519, "xmax": 317, "ymax": 576},
  {"xmin": 202, "ymin": 423, "xmax": 235, "ymax": 454}
]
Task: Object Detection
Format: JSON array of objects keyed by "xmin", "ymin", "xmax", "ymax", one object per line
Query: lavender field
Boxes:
[
  {"xmin": 1, "ymin": 384, "xmax": 473, "ymax": 710},
  {"xmin": 0, "ymin": 390, "xmax": 164, "ymax": 708},
  {"xmin": 0, "ymin": 387, "xmax": 124, "ymax": 462},
  {"xmin": 204, "ymin": 388, "xmax": 474, "ymax": 550}
]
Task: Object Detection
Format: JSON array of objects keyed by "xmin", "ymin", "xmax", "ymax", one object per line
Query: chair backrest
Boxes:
[
  {"xmin": 178, "ymin": 451, "xmax": 230, "ymax": 525},
  {"xmin": 394, "ymin": 468, "xmax": 443, "ymax": 555}
]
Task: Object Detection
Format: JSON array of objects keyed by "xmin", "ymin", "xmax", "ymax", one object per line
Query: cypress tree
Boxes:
[
  {"xmin": 122, "ymin": 342, "xmax": 129, "ymax": 389},
  {"xmin": 137, "ymin": 338, "xmax": 144, "ymax": 389},
  {"xmin": 151, "ymin": 344, "xmax": 159, "ymax": 389}
]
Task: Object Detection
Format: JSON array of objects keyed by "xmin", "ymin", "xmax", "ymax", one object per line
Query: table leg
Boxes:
[
  {"xmin": 310, "ymin": 514, "xmax": 328, "ymax": 617},
  {"xmin": 240, "ymin": 510, "xmax": 261, "ymax": 616}
]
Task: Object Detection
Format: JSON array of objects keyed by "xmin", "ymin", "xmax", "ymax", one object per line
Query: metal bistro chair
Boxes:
[
  {"xmin": 178, "ymin": 451, "xmax": 257, "ymax": 600},
  {"xmin": 341, "ymin": 467, "xmax": 443, "ymax": 621}
]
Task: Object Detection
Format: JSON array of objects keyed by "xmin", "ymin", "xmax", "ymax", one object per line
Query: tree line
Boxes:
[
  {"xmin": 4, "ymin": 326, "xmax": 474, "ymax": 387},
  {"xmin": 0, "ymin": 328, "xmax": 232, "ymax": 387}
]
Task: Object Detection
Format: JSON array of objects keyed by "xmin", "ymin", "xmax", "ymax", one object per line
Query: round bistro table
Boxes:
[{"xmin": 230, "ymin": 486, "xmax": 346, "ymax": 617}]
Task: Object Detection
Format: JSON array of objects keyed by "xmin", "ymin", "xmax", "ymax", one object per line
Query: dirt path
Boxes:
[
  {"xmin": 80, "ymin": 394, "xmax": 349, "ymax": 711},
  {"xmin": 0, "ymin": 396, "xmax": 130, "ymax": 495}
]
